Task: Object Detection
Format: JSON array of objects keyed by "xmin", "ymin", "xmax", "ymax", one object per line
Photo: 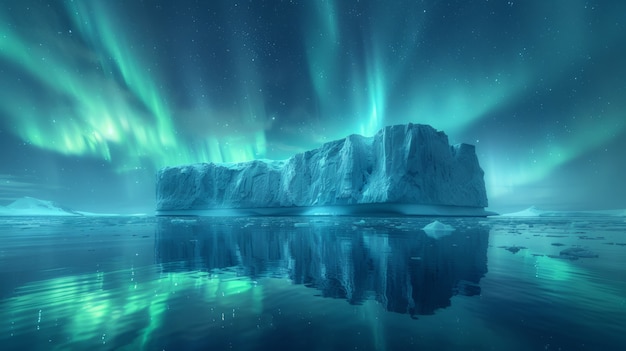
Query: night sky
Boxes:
[{"xmin": 1, "ymin": 0, "xmax": 625, "ymax": 214}]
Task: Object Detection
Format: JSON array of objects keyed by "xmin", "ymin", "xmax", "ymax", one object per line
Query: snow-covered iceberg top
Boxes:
[{"xmin": 156, "ymin": 123, "xmax": 489, "ymax": 216}]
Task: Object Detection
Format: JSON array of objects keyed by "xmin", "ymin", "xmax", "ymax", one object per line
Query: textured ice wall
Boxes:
[{"xmin": 156, "ymin": 124, "xmax": 488, "ymax": 210}]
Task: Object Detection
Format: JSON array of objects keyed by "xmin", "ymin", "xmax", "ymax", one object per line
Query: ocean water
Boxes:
[{"xmin": 0, "ymin": 216, "xmax": 624, "ymax": 350}]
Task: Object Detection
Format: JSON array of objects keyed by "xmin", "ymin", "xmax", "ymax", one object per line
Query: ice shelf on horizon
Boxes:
[
  {"xmin": 0, "ymin": 197, "xmax": 81, "ymax": 216},
  {"xmin": 0, "ymin": 197, "xmax": 132, "ymax": 217},
  {"xmin": 156, "ymin": 123, "xmax": 490, "ymax": 216},
  {"xmin": 499, "ymin": 206, "xmax": 626, "ymax": 217}
]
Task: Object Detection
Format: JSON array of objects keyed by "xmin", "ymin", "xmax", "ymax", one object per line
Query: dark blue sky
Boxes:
[{"xmin": 1, "ymin": 0, "xmax": 625, "ymax": 213}]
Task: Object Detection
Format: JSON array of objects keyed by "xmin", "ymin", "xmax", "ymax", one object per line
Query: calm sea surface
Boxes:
[{"xmin": 0, "ymin": 216, "xmax": 624, "ymax": 350}]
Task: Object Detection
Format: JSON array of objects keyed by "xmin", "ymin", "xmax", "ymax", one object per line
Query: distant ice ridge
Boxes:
[
  {"xmin": 0, "ymin": 197, "xmax": 81, "ymax": 216},
  {"xmin": 156, "ymin": 124, "xmax": 490, "ymax": 216},
  {"xmin": 500, "ymin": 206, "xmax": 626, "ymax": 217},
  {"xmin": 0, "ymin": 197, "xmax": 127, "ymax": 217}
]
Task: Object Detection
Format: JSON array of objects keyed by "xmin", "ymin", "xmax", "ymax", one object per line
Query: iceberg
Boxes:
[{"xmin": 156, "ymin": 123, "xmax": 491, "ymax": 216}]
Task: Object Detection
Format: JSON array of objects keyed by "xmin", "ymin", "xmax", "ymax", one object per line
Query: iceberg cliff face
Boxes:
[{"xmin": 156, "ymin": 124, "xmax": 488, "ymax": 213}]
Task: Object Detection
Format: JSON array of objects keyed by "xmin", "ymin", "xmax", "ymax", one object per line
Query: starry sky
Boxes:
[{"xmin": 1, "ymin": 0, "xmax": 625, "ymax": 214}]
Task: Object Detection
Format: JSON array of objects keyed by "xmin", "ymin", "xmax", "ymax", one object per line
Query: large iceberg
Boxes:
[{"xmin": 156, "ymin": 123, "xmax": 490, "ymax": 216}]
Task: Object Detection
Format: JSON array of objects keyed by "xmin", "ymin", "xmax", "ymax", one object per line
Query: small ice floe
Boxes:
[
  {"xmin": 498, "ymin": 245, "xmax": 527, "ymax": 254},
  {"xmin": 578, "ymin": 235, "xmax": 605, "ymax": 240},
  {"xmin": 294, "ymin": 222, "xmax": 310, "ymax": 228},
  {"xmin": 422, "ymin": 220, "xmax": 455, "ymax": 239},
  {"xmin": 554, "ymin": 247, "xmax": 599, "ymax": 260}
]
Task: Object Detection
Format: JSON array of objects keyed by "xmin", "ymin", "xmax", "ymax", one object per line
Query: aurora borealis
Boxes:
[{"xmin": 1, "ymin": 0, "xmax": 625, "ymax": 213}]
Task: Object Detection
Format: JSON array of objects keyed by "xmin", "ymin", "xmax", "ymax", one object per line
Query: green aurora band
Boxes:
[
  {"xmin": 0, "ymin": 2, "xmax": 266, "ymax": 172},
  {"xmin": 1, "ymin": 1, "xmax": 624, "ymax": 206}
]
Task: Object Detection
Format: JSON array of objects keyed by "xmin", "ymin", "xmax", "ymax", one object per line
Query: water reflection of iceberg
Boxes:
[{"xmin": 156, "ymin": 217, "xmax": 489, "ymax": 316}]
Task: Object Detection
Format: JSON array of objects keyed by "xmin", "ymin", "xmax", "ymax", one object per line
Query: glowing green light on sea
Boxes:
[{"xmin": 0, "ymin": 269, "xmax": 260, "ymax": 349}]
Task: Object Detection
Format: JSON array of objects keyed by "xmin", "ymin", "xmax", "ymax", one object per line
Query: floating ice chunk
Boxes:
[
  {"xmin": 294, "ymin": 222, "xmax": 310, "ymax": 228},
  {"xmin": 422, "ymin": 220, "xmax": 455, "ymax": 239},
  {"xmin": 423, "ymin": 220, "xmax": 455, "ymax": 231}
]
